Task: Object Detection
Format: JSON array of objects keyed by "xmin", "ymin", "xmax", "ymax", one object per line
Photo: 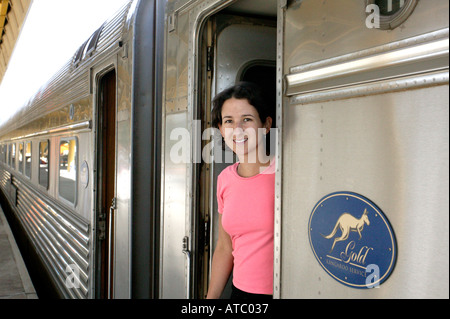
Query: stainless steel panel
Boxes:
[
  {"xmin": 111, "ymin": 2, "xmax": 136, "ymax": 298},
  {"xmin": 216, "ymin": 23, "xmax": 277, "ymax": 93},
  {"xmin": 113, "ymin": 111, "xmax": 132, "ymax": 299},
  {"xmin": 161, "ymin": 0, "xmax": 225, "ymax": 298},
  {"xmin": 284, "ymin": 0, "xmax": 449, "ymax": 71},
  {"xmin": 76, "ymin": 132, "xmax": 94, "ymax": 222},
  {"xmin": 164, "ymin": 9, "xmax": 190, "ymax": 114},
  {"xmin": 279, "ymin": 0, "xmax": 449, "ymax": 298},
  {"xmin": 281, "ymin": 86, "xmax": 449, "ymax": 298},
  {"xmin": 273, "ymin": 1, "xmax": 285, "ymax": 298},
  {"xmin": 161, "ymin": 112, "xmax": 190, "ymax": 298},
  {"xmin": 286, "ymin": 32, "xmax": 449, "ymax": 97}
]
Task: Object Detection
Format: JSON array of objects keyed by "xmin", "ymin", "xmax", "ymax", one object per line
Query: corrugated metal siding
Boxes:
[
  {"xmin": 2, "ymin": 175, "xmax": 91, "ymax": 298},
  {"xmin": 0, "ymin": 167, "xmax": 11, "ymax": 195},
  {"xmin": 0, "ymin": 167, "xmax": 14, "ymax": 204}
]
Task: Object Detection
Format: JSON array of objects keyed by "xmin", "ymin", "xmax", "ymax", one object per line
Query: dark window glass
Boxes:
[
  {"xmin": 25, "ymin": 142, "xmax": 32, "ymax": 178},
  {"xmin": 11, "ymin": 143, "xmax": 16, "ymax": 169},
  {"xmin": 59, "ymin": 138, "xmax": 77, "ymax": 204},
  {"xmin": 375, "ymin": 0, "xmax": 405, "ymax": 16},
  {"xmin": 39, "ymin": 141, "xmax": 49, "ymax": 189},
  {"xmin": 18, "ymin": 143, "xmax": 24, "ymax": 173}
]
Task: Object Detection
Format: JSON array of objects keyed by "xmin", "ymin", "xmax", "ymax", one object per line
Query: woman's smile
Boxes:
[{"xmin": 234, "ymin": 137, "xmax": 248, "ymax": 144}]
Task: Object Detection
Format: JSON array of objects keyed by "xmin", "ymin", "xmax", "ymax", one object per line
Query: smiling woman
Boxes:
[{"xmin": 207, "ymin": 82, "xmax": 276, "ymax": 299}]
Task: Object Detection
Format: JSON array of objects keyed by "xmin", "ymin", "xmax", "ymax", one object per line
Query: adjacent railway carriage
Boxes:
[{"xmin": 0, "ymin": 0, "xmax": 448, "ymax": 299}]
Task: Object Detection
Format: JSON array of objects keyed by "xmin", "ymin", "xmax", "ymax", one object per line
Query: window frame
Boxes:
[
  {"xmin": 58, "ymin": 137, "xmax": 78, "ymax": 206},
  {"xmin": 25, "ymin": 141, "xmax": 32, "ymax": 179},
  {"xmin": 10, "ymin": 143, "xmax": 16, "ymax": 170},
  {"xmin": 366, "ymin": 0, "xmax": 419, "ymax": 30},
  {"xmin": 18, "ymin": 142, "xmax": 24, "ymax": 174},
  {"xmin": 39, "ymin": 140, "xmax": 50, "ymax": 189}
]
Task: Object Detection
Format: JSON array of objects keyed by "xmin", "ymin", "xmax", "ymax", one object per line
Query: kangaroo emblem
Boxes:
[{"xmin": 322, "ymin": 209, "xmax": 370, "ymax": 253}]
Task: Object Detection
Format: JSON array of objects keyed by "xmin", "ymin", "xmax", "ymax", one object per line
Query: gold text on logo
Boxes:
[{"xmin": 340, "ymin": 241, "xmax": 374, "ymax": 266}]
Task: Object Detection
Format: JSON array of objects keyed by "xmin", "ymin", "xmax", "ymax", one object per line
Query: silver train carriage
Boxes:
[{"xmin": 0, "ymin": 0, "xmax": 448, "ymax": 299}]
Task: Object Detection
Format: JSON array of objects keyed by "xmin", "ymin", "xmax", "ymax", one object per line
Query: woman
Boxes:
[{"xmin": 206, "ymin": 82, "xmax": 275, "ymax": 299}]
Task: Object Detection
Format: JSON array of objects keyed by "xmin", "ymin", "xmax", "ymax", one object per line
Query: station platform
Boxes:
[{"xmin": 0, "ymin": 205, "xmax": 38, "ymax": 299}]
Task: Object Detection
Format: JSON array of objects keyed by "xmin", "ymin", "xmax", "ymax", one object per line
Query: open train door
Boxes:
[
  {"xmin": 202, "ymin": 9, "xmax": 277, "ymax": 299},
  {"xmin": 160, "ymin": 0, "xmax": 278, "ymax": 299},
  {"xmin": 277, "ymin": 0, "xmax": 449, "ymax": 298},
  {"xmin": 95, "ymin": 70, "xmax": 117, "ymax": 299}
]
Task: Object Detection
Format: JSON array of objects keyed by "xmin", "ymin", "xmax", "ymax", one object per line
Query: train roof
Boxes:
[{"xmin": 0, "ymin": 0, "xmax": 135, "ymax": 139}]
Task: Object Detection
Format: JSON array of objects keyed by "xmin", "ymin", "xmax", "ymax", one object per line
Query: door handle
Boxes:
[
  {"xmin": 182, "ymin": 236, "xmax": 191, "ymax": 299},
  {"xmin": 108, "ymin": 197, "xmax": 117, "ymax": 299}
]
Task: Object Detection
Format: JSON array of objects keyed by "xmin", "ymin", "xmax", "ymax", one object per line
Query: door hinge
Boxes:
[
  {"xmin": 98, "ymin": 212, "xmax": 106, "ymax": 241},
  {"xmin": 207, "ymin": 46, "xmax": 214, "ymax": 72},
  {"xmin": 182, "ymin": 236, "xmax": 191, "ymax": 298},
  {"xmin": 98, "ymin": 197, "xmax": 116, "ymax": 241}
]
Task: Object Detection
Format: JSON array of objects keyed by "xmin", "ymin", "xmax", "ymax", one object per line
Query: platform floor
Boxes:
[{"xmin": 0, "ymin": 205, "xmax": 38, "ymax": 299}]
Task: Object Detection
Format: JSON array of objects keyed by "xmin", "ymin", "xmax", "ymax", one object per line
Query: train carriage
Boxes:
[
  {"xmin": 0, "ymin": 0, "xmax": 448, "ymax": 299},
  {"xmin": 0, "ymin": 0, "xmax": 165, "ymax": 298}
]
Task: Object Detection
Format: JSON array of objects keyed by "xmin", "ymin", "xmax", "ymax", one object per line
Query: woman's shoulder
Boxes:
[{"xmin": 218, "ymin": 162, "xmax": 240, "ymax": 181}]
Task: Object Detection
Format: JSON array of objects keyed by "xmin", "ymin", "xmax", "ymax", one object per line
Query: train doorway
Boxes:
[
  {"xmin": 196, "ymin": 2, "xmax": 277, "ymax": 298},
  {"xmin": 94, "ymin": 70, "xmax": 117, "ymax": 299},
  {"xmin": 160, "ymin": 0, "xmax": 278, "ymax": 299}
]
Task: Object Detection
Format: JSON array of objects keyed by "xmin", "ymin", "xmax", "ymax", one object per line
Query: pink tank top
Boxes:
[{"xmin": 217, "ymin": 160, "xmax": 275, "ymax": 294}]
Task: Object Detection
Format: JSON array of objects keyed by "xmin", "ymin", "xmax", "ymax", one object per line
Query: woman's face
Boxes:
[{"xmin": 218, "ymin": 97, "xmax": 271, "ymax": 162}]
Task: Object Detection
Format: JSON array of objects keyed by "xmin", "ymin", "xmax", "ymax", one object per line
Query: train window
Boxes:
[
  {"xmin": 59, "ymin": 138, "xmax": 77, "ymax": 204},
  {"xmin": 83, "ymin": 24, "xmax": 103, "ymax": 59},
  {"xmin": 18, "ymin": 143, "xmax": 24, "ymax": 174},
  {"xmin": 73, "ymin": 40, "xmax": 88, "ymax": 67},
  {"xmin": 73, "ymin": 24, "xmax": 103, "ymax": 67},
  {"xmin": 0, "ymin": 144, "xmax": 5, "ymax": 163},
  {"xmin": 39, "ymin": 140, "xmax": 49, "ymax": 189},
  {"xmin": 376, "ymin": 0, "xmax": 405, "ymax": 15},
  {"xmin": 25, "ymin": 142, "xmax": 32, "ymax": 178},
  {"xmin": 10, "ymin": 143, "xmax": 16, "ymax": 170},
  {"xmin": 367, "ymin": 0, "xmax": 418, "ymax": 30}
]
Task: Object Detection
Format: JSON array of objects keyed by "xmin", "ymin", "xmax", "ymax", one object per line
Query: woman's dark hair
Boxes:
[
  {"xmin": 211, "ymin": 81, "xmax": 276, "ymax": 155},
  {"xmin": 211, "ymin": 81, "xmax": 274, "ymax": 129}
]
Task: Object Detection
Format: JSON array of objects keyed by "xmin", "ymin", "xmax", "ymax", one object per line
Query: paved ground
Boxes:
[{"xmin": 0, "ymin": 206, "xmax": 38, "ymax": 299}]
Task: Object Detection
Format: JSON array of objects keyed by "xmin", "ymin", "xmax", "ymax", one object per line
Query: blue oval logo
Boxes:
[{"xmin": 308, "ymin": 192, "xmax": 397, "ymax": 289}]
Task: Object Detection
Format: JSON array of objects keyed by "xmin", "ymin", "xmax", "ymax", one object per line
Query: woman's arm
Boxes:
[{"xmin": 206, "ymin": 214, "xmax": 233, "ymax": 299}]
